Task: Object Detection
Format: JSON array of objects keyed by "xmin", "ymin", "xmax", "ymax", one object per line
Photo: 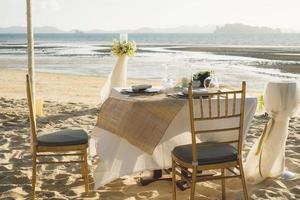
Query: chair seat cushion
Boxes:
[
  {"xmin": 172, "ymin": 142, "xmax": 238, "ymax": 165},
  {"xmin": 37, "ymin": 129, "xmax": 88, "ymax": 147}
]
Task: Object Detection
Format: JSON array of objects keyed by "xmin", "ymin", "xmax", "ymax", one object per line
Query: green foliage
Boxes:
[{"xmin": 193, "ymin": 70, "xmax": 213, "ymax": 87}]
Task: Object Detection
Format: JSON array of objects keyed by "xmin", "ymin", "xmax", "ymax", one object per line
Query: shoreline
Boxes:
[{"xmin": 1, "ymin": 45, "xmax": 300, "ymax": 75}]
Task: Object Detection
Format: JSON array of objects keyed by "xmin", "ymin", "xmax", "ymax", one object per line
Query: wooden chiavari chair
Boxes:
[
  {"xmin": 171, "ymin": 81, "xmax": 248, "ymax": 200},
  {"xmin": 26, "ymin": 74, "xmax": 89, "ymax": 199}
]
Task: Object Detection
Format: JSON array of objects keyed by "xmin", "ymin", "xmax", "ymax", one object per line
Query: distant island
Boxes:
[
  {"xmin": 0, "ymin": 24, "xmax": 296, "ymax": 34},
  {"xmin": 0, "ymin": 25, "xmax": 216, "ymax": 34},
  {"xmin": 0, "ymin": 26, "xmax": 65, "ymax": 34},
  {"xmin": 214, "ymin": 24, "xmax": 281, "ymax": 34}
]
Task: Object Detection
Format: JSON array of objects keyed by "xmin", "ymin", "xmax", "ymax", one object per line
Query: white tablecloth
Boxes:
[{"xmin": 90, "ymin": 89, "xmax": 257, "ymax": 188}]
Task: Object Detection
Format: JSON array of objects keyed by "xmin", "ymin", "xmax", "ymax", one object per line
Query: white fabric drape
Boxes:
[
  {"xmin": 245, "ymin": 82, "xmax": 300, "ymax": 184},
  {"xmin": 90, "ymin": 88, "xmax": 257, "ymax": 188},
  {"xmin": 100, "ymin": 55, "xmax": 128, "ymax": 103}
]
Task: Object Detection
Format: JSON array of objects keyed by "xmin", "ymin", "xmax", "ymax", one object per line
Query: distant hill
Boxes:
[
  {"xmin": 214, "ymin": 24, "xmax": 281, "ymax": 34},
  {"xmin": 0, "ymin": 24, "xmax": 292, "ymax": 34},
  {"xmin": 0, "ymin": 26, "xmax": 26, "ymax": 33},
  {"xmin": 84, "ymin": 25, "xmax": 217, "ymax": 33},
  {"xmin": 132, "ymin": 25, "xmax": 217, "ymax": 33},
  {"xmin": 0, "ymin": 26, "xmax": 65, "ymax": 33},
  {"xmin": 0, "ymin": 25, "xmax": 216, "ymax": 34}
]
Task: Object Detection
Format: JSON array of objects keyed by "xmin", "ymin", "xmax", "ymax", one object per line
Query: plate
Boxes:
[
  {"xmin": 182, "ymin": 88, "xmax": 208, "ymax": 95},
  {"xmin": 123, "ymin": 88, "xmax": 161, "ymax": 94}
]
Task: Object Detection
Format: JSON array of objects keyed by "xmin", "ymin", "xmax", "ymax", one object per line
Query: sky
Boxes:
[{"xmin": 1, "ymin": 0, "xmax": 300, "ymax": 31}]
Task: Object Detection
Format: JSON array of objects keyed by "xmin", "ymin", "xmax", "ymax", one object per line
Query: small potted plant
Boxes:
[{"xmin": 192, "ymin": 70, "xmax": 213, "ymax": 88}]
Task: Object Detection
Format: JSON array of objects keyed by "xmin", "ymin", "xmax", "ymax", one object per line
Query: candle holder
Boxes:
[{"xmin": 120, "ymin": 33, "xmax": 128, "ymax": 43}]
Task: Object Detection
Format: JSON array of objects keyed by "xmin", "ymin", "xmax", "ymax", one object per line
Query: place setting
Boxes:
[
  {"xmin": 166, "ymin": 70, "xmax": 222, "ymax": 99},
  {"xmin": 120, "ymin": 84, "xmax": 161, "ymax": 96}
]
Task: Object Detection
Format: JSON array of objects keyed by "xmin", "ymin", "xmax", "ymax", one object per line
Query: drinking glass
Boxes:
[{"xmin": 204, "ymin": 76, "xmax": 219, "ymax": 89}]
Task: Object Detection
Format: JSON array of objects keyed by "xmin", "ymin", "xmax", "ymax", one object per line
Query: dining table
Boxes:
[{"xmin": 89, "ymin": 87, "xmax": 257, "ymax": 189}]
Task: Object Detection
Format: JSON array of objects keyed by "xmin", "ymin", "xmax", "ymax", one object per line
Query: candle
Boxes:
[{"xmin": 120, "ymin": 33, "xmax": 128, "ymax": 43}]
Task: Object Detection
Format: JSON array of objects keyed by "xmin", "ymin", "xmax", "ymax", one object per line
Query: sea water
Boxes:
[{"xmin": 0, "ymin": 33, "xmax": 299, "ymax": 93}]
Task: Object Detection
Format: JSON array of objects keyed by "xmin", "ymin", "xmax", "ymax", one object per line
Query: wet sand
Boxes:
[{"xmin": 167, "ymin": 46, "xmax": 300, "ymax": 74}]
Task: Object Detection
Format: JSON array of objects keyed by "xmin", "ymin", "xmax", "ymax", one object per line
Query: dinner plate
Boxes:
[
  {"xmin": 123, "ymin": 88, "xmax": 161, "ymax": 94},
  {"xmin": 182, "ymin": 87, "xmax": 208, "ymax": 95}
]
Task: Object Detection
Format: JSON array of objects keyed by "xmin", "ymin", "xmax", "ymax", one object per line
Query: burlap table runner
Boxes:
[{"xmin": 96, "ymin": 94, "xmax": 185, "ymax": 154}]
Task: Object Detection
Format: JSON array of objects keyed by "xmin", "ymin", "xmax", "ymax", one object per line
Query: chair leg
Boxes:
[
  {"xmin": 221, "ymin": 168, "xmax": 226, "ymax": 200},
  {"xmin": 80, "ymin": 154, "xmax": 85, "ymax": 178},
  {"xmin": 32, "ymin": 153, "xmax": 37, "ymax": 200},
  {"xmin": 172, "ymin": 159, "xmax": 177, "ymax": 200},
  {"xmin": 239, "ymin": 161, "xmax": 249, "ymax": 200},
  {"xmin": 83, "ymin": 148, "xmax": 89, "ymax": 194},
  {"xmin": 190, "ymin": 167, "xmax": 197, "ymax": 200}
]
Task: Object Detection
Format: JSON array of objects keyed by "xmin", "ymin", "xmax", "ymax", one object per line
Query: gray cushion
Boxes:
[
  {"xmin": 172, "ymin": 142, "xmax": 238, "ymax": 165},
  {"xmin": 37, "ymin": 129, "xmax": 88, "ymax": 147}
]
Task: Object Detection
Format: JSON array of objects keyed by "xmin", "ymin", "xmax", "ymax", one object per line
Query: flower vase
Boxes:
[
  {"xmin": 100, "ymin": 55, "xmax": 128, "ymax": 102},
  {"xmin": 110, "ymin": 55, "xmax": 128, "ymax": 87}
]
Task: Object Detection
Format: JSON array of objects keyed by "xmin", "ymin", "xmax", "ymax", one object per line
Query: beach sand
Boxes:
[
  {"xmin": 0, "ymin": 69, "xmax": 299, "ymax": 199},
  {"xmin": 0, "ymin": 68, "xmax": 160, "ymax": 105}
]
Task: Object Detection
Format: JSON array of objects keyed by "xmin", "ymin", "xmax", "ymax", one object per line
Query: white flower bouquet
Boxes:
[{"xmin": 111, "ymin": 39, "xmax": 137, "ymax": 57}]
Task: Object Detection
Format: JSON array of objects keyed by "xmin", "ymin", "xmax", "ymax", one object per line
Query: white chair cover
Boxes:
[
  {"xmin": 100, "ymin": 55, "xmax": 128, "ymax": 103},
  {"xmin": 245, "ymin": 81, "xmax": 300, "ymax": 184}
]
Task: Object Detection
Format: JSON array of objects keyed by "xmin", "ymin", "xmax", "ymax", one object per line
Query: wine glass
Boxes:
[
  {"xmin": 161, "ymin": 64, "xmax": 175, "ymax": 94},
  {"xmin": 181, "ymin": 64, "xmax": 193, "ymax": 88},
  {"xmin": 204, "ymin": 76, "xmax": 219, "ymax": 89}
]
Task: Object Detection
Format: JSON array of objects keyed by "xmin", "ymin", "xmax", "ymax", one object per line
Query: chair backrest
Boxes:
[
  {"xmin": 188, "ymin": 81, "xmax": 246, "ymax": 164},
  {"xmin": 26, "ymin": 74, "xmax": 37, "ymax": 146}
]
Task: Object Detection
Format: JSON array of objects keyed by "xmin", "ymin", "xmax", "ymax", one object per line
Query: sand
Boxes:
[
  {"xmin": 0, "ymin": 69, "xmax": 299, "ymax": 199},
  {"xmin": 0, "ymin": 68, "xmax": 160, "ymax": 105}
]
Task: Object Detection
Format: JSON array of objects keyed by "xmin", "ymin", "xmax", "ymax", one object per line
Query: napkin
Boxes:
[{"xmin": 132, "ymin": 84, "xmax": 152, "ymax": 92}]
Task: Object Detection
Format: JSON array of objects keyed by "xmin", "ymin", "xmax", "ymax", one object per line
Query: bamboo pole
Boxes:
[{"xmin": 26, "ymin": 0, "xmax": 35, "ymax": 106}]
